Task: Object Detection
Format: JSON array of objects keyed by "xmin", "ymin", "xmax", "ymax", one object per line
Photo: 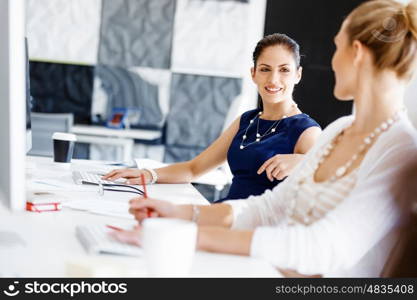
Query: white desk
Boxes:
[
  {"xmin": 0, "ymin": 156, "xmax": 280, "ymax": 278},
  {"xmin": 71, "ymin": 125, "xmax": 162, "ymax": 162},
  {"xmin": 135, "ymin": 158, "xmax": 233, "ymax": 200}
]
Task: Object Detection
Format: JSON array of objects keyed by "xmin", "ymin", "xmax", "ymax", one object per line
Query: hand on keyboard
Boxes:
[
  {"xmin": 107, "ymin": 225, "xmax": 142, "ymax": 247},
  {"xmin": 102, "ymin": 168, "xmax": 152, "ymax": 185},
  {"xmin": 72, "ymin": 171, "xmax": 127, "ymax": 185},
  {"xmin": 76, "ymin": 225, "xmax": 142, "ymax": 257}
]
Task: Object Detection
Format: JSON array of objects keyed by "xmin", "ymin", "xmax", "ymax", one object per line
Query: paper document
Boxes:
[{"xmin": 63, "ymin": 200, "xmax": 133, "ymax": 220}]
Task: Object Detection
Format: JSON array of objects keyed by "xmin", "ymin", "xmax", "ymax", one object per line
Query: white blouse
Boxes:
[{"xmin": 225, "ymin": 114, "xmax": 417, "ymax": 277}]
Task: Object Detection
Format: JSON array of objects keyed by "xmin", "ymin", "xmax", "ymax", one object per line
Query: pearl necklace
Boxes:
[
  {"xmin": 318, "ymin": 110, "xmax": 402, "ymax": 182},
  {"xmin": 239, "ymin": 104, "xmax": 298, "ymax": 150},
  {"xmin": 286, "ymin": 109, "xmax": 403, "ymax": 225},
  {"xmin": 239, "ymin": 112, "xmax": 287, "ymax": 150}
]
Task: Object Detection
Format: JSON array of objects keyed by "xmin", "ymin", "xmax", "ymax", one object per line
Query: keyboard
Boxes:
[
  {"xmin": 72, "ymin": 170, "xmax": 125, "ymax": 185},
  {"xmin": 76, "ymin": 225, "xmax": 142, "ymax": 257}
]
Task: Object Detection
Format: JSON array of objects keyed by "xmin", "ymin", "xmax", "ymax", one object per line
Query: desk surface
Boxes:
[
  {"xmin": 0, "ymin": 156, "xmax": 280, "ymax": 277},
  {"xmin": 72, "ymin": 125, "xmax": 162, "ymax": 141}
]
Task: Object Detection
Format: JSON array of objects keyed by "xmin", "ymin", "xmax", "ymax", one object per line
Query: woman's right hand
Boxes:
[
  {"xmin": 128, "ymin": 196, "xmax": 190, "ymax": 222},
  {"xmin": 108, "ymin": 225, "xmax": 142, "ymax": 247},
  {"xmin": 102, "ymin": 168, "xmax": 152, "ymax": 185}
]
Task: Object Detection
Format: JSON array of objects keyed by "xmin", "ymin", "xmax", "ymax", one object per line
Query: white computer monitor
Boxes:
[{"xmin": 0, "ymin": 0, "xmax": 27, "ymax": 211}]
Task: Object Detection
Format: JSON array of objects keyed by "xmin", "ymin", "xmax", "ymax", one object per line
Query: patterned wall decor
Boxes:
[
  {"xmin": 165, "ymin": 73, "xmax": 242, "ymax": 162},
  {"xmin": 26, "ymin": 0, "xmax": 264, "ymax": 162},
  {"xmin": 91, "ymin": 65, "xmax": 163, "ymax": 128},
  {"xmin": 98, "ymin": 0, "xmax": 175, "ymax": 69},
  {"xmin": 171, "ymin": 0, "xmax": 248, "ymax": 77},
  {"xmin": 26, "ymin": 0, "xmax": 101, "ymax": 65}
]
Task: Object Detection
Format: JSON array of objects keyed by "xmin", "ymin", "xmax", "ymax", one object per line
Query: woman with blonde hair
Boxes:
[{"xmin": 114, "ymin": 0, "xmax": 417, "ymax": 277}]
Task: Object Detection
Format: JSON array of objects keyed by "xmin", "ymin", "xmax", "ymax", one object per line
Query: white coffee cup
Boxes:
[
  {"xmin": 52, "ymin": 132, "xmax": 76, "ymax": 165},
  {"xmin": 142, "ymin": 218, "xmax": 197, "ymax": 277}
]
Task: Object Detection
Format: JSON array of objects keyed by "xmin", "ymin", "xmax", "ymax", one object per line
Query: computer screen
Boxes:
[{"xmin": 0, "ymin": 0, "xmax": 27, "ymax": 211}]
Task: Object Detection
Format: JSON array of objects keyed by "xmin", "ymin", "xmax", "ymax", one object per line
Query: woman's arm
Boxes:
[
  {"xmin": 155, "ymin": 116, "xmax": 241, "ymax": 183},
  {"xmin": 293, "ymin": 126, "xmax": 322, "ymax": 154},
  {"xmin": 129, "ymin": 198, "xmax": 235, "ymax": 228},
  {"xmin": 109, "ymin": 222, "xmax": 254, "ymax": 256},
  {"xmin": 197, "ymin": 226, "xmax": 253, "ymax": 255},
  {"xmin": 257, "ymin": 126, "xmax": 322, "ymax": 181},
  {"xmin": 104, "ymin": 116, "xmax": 241, "ymax": 184},
  {"xmin": 129, "ymin": 175, "xmax": 289, "ymax": 229},
  {"xmin": 196, "ymin": 227, "xmax": 321, "ymax": 277}
]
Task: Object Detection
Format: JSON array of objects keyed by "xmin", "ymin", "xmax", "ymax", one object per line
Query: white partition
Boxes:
[{"xmin": 0, "ymin": 0, "xmax": 26, "ymax": 211}]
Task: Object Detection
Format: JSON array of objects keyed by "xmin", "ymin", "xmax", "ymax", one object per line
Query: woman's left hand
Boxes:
[
  {"xmin": 257, "ymin": 154, "xmax": 304, "ymax": 181},
  {"xmin": 108, "ymin": 225, "xmax": 142, "ymax": 246}
]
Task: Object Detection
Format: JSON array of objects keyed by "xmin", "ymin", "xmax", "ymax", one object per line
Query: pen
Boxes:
[
  {"xmin": 140, "ymin": 173, "xmax": 151, "ymax": 217},
  {"xmin": 140, "ymin": 173, "xmax": 148, "ymax": 198},
  {"xmin": 106, "ymin": 224, "xmax": 124, "ymax": 232}
]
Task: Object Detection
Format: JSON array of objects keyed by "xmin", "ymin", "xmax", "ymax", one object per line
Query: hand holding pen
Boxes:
[
  {"xmin": 106, "ymin": 175, "xmax": 159, "ymax": 244},
  {"xmin": 127, "ymin": 196, "xmax": 183, "ymax": 222},
  {"xmin": 140, "ymin": 173, "xmax": 151, "ymax": 218}
]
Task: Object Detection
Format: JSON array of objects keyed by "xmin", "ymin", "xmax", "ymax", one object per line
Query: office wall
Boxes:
[
  {"xmin": 26, "ymin": 0, "xmax": 266, "ymax": 162},
  {"xmin": 264, "ymin": 0, "xmax": 365, "ymax": 127}
]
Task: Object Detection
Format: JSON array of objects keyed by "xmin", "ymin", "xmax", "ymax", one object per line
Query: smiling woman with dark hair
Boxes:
[{"xmin": 104, "ymin": 33, "xmax": 321, "ymax": 202}]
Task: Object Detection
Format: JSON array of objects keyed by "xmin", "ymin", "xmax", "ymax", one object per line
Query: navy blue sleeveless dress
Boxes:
[{"xmin": 217, "ymin": 109, "xmax": 320, "ymax": 202}]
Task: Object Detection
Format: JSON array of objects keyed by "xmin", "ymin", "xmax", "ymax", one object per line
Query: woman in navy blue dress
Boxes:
[
  {"xmin": 224, "ymin": 109, "xmax": 319, "ymax": 201},
  {"xmin": 104, "ymin": 33, "xmax": 321, "ymax": 201}
]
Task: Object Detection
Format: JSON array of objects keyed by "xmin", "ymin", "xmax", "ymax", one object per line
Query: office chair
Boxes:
[{"xmin": 28, "ymin": 112, "xmax": 74, "ymax": 157}]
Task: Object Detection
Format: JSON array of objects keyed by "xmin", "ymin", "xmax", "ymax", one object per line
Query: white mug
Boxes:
[{"xmin": 142, "ymin": 218, "xmax": 197, "ymax": 277}]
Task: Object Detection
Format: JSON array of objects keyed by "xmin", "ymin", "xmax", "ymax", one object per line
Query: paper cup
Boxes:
[
  {"xmin": 52, "ymin": 132, "xmax": 76, "ymax": 165},
  {"xmin": 142, "ymin": 218, "xmax": 197, "ymax": 277}
]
